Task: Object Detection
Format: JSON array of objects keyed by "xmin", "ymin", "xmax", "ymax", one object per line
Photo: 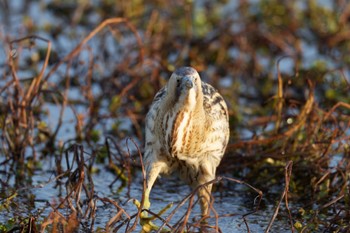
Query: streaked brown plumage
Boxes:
[{"xmin": 144, "ymin": 67, "xmax": 229, "ymax": 216}]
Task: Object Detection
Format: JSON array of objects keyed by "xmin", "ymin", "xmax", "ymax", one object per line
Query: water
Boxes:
[{"xmin": 1, "ymin": 155, "xmax": 293, "ymax": 232}]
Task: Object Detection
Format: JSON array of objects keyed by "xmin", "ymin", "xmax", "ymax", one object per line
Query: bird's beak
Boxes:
[
  {"xmin": 176, "ymin": 76, "xmax": 194, "ymax": 97},
  {"xmin": 183, "ymin": 76, "xmax": 193, "ymax": 89}
]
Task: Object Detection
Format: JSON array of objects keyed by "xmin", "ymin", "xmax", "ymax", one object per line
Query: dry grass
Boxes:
[{"xmin": 1, "ymin": 1, "xmax": 350, "ymax": 232}]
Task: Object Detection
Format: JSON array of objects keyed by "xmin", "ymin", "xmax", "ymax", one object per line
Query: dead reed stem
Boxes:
[
  {"xmin": 9, "ymin": 35, "xmax": 52, "ymax": 126},
  {"xmin": 42, "ymin": 17, "xmax": 143, "ymax": 85},
  {"xmin": 274, "ymin": 56, "xmax": 286, "ymax": 133},
  {"xmin": 156, "ymin": 176, "xmax": 263, "ymax": 233},
  {"xmin": 265, "ymin": 161, "xmax": 294, "ymax": 233},
  {"xmin": 126, "ymin": 137, "xmax": 147, "ymax": 233}
]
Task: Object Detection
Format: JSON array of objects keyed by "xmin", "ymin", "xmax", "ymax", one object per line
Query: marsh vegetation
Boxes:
[{"xmin": 0, "ymin": 0, "xmax": 349, "ymax": 232}]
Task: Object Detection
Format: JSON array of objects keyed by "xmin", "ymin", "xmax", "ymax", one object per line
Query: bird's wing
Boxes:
[
  {"xmin": 146, "ymin": 86, "xmax": 166, "ymax": 119},
  {"xmin": 145, "ymin": 86, "xmax": 167, "ymax": 139},
  {"xmin": 202, "ymin": 81, "xmax": 228, "ymax": 121},
  {"xmin": 201, "ymin": 81, "xmax": 229, "ymax": 160},
  {"xmin": 152, "ymin": 86, "xmax": 167, "ymax": 104}
]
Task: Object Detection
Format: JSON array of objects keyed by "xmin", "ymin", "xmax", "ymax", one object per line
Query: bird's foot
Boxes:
[{"xmin": 133, "ymin": 199, "xmax": 173, "ymax": 233}]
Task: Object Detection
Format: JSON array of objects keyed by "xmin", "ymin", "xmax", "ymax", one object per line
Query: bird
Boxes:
[{"xmin": 143, "ymin": 66, "xmax": 229, "ymax": 217}]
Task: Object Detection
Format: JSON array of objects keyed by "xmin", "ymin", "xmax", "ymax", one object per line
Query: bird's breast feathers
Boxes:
[
  {"xmin": 150, "ymin": 88, "xmax": 227, "ymax": 157},
  {"xmin": 145, "ymin": 68, "xmax": 229, "ymax": 166}
]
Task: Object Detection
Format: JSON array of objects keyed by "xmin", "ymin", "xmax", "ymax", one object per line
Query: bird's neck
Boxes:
[{"xmin": 164, "ymin": 90, "xmax": 204, "ymax": 118}]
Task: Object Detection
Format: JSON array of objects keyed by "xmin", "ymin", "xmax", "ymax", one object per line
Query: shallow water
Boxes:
[{"xmin": 0, "ymin": 153, "xmax": 294, "ymax": 232}]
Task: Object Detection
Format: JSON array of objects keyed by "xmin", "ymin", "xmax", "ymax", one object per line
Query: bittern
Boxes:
[{"xmin": 144, "ymin": 67, "xmax": 229, "ymax": 217}]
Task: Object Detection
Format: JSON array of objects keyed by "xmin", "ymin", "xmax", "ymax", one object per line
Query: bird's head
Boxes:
[{"xmin": 167, "ymin": 67, "xmax": 202, "ymax": 106}]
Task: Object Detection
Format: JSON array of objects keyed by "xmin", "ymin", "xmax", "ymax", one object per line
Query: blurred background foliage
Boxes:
[{"xmin": 0, "ymin": 0, "xmax": 349, "ymax": 232}]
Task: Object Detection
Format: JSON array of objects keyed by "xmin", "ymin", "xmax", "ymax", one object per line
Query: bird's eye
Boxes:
[{"xmin": 177, "ymin": 79, "xmax": 180, "ymax": 83}]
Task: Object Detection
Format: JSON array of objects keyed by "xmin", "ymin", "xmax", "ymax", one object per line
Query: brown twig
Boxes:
[
  {"xmin": 125, "ymin": 137, "xmax": 147, "ymax": 233},
  {"xmin": 324, "ymin": 102, "xmax": 350, "ymax": 120},
  {"xmin": 274, "ymin": 56, "xmax": 287, "ymax": 133},
  {"xmin": 157, "ymin": 176, "xmax": 263, "ymax": 233},
  {"xmin": 9, "ymin": 35, "xmax": 52, "ymax": 125},
  {"xmin": 42, "ymin": 18, "xmax": 143, "ymax": 85},
  {"xmin": 228, "ymin": 80, "xmax": 315, "ymax": 150},
  {"xmin": 265, "ymin": 161, "xmax": 294, "ymax": 233}
]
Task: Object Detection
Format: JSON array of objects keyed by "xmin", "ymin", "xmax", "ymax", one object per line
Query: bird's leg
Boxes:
[
  {"xmin": 142, "ymin": 163, "xmax": 162, "ymax": 216},
  {"xmin": 197, "ymin": 163, "xmax": 216, "ymax": 219},
  {"xmin": 198, "ymin": 183, "xmax": 212, "ymax": 217},
  {"xmin": 137, "ymin": 163, "xmax": 174, "ymax": 232},
  {"xmin": 133, "ymin": 199, "xmax": 173, "ymax": 233}
]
